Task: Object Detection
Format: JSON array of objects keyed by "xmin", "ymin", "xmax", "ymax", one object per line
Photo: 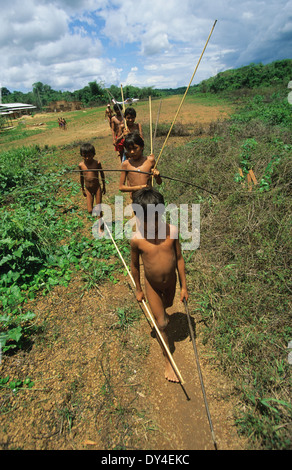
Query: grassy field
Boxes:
[{"xmin": 0, "ymin": 91, "xmax": 291, "ymax": 450}]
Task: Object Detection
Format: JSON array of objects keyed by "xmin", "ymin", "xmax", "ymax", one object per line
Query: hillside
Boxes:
[{"xmin": 1, "ymin": 59, "xmax": 291, "ymax": 110}]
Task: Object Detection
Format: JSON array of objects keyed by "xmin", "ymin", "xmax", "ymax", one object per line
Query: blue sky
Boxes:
[{"xmin": 0, "ymin": 0, "xmax": 291, "ymax": 93}]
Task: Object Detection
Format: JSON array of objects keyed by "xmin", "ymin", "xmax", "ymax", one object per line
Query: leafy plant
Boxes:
[
  {"xmin": 0, "ymin": 375, "xmax": 34, "ymax": 393},
  {"xmin": 234, "ymin": 138, "xmax": 257, "ymax": 182},
  {"xmin": 259, "ymin": 154, "xmax": 282, "ymax": 192}
]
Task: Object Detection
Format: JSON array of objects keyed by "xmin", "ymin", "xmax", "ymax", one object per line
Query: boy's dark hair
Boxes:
[
  {"xmin": 132, "ymin": 187, "xmax": 165, "ymax": 215},
  {"xmin": 124, "ymin": 107, "xmax": 136, "ymax": 117},
  {"xmin": 80, "ymin": 143, "xmax": 95, "ymax": 156},
  {"xmin": 113, "ymin": 103, "xmax": 121, "ymax": 113},
  {"xmin": 124, "ymin": 132, "xmax": 144, "ymax": 149}
]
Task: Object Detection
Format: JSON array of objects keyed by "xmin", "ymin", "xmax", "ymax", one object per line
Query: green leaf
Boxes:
[{"xmin": 8, "ymin": 326, "xmax": 22, "ymax": 343}]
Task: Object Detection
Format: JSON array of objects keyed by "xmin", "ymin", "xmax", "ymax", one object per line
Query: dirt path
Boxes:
[{"xmin": 0, "ymin": 97, "xmax": 246, "ymax": 451}]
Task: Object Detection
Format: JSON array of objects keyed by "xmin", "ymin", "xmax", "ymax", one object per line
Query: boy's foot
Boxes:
[{"xmin": 165, "ymin": 361, "xmax": 180, "ymax": 383}]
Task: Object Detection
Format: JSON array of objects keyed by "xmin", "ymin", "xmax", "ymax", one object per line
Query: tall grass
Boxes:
[
  {"xmin": 0, "ymin": 146, "xmax": 127, "ymax": 353},
  {"xmin": 158, "ymin": 89, "xmax": 291, "ymax": 449}
]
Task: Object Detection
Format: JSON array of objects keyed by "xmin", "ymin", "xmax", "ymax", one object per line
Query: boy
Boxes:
[
  {"xmin": 111, "ymin": 104, "xmax": 125, "ymax": 161},
  {"xmin": 78, "ymin": 143, "xmax": 106, "ymax": 229},
  {"xmin": 130, "ymin": 187, "xmax": 188, "ymax": 382},
  {"xmin": 119, "ymin": 133, "xmax": 162, "ymax": 199},
  {"xmin": 123, "ymin": 107, "xmax": 143, "ymax": 139}
]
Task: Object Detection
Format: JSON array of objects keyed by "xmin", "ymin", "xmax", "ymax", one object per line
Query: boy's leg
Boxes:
[
  {"xmin": 145, "ymin": 279, "xmax": 169, "ymax": 329},
  {"xmin": 94, "ymin": 186, "xmax": 103, "ymax": 232},
  {"xmin": 161, "ymin": 274, "xmax": 176, "ymax": 309},
  {"xmin": 85, "ymin": 189, "xmax": 94, "ymax": 213},
  {"xmin": 144, "ymin": 278, "xmax": 179, "ymax": 382}
]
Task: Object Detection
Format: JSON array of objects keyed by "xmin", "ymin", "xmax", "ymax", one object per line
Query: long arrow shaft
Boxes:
[
  {"xmin": 183, "ymin": 298, "xmax": 217, "ymax": 450},
  {"xmin": 154, "ymin": 20, "xmax": 217, "ymax": 170},
  {"xmin": 71, "ymin": 169, "xmax": 217, "ymax": 195}
]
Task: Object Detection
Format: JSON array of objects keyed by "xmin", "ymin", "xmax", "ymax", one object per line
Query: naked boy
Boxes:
[
  {"xmin": 78, "ymin": 143, "xmax": 106, "ymax": 228},
  {"xmin": 119, "ymin": 133, "xmax": 162, "ymax": 199},
  {"xmin": 130, "ymin": 187, "xmax": 188, "ymax": 382}
]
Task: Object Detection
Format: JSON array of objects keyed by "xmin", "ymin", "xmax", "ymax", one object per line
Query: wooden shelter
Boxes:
[{"xmin": 45, "ymin": 100, "xmax": 83, "ymax": 113}]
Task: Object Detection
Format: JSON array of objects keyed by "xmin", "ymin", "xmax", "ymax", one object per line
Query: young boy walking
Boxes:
[
  {"xmin": 78, "ymin": 143, "xmax": 106, "ymax": 229},
  {"xmin": 130, "ymin": 187, "xmax": 188, "ymax": 382},
  {"xmin": 119, "ymin": 133, "xmax": 161, "ymax": 199},
  {"xmin": 111, "ymin": 104, "xmax": 125, "ymax": 161}
]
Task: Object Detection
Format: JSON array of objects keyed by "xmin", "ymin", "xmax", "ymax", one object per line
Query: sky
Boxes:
[{"xmin": 0, "ymin": 0, "xmax": 291, "ymax": 93}]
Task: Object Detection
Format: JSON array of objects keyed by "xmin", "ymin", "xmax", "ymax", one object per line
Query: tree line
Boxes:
[
  {"xmin": 1, "ymin": 59, "xmax": 291, "ymax": 109},
  {"xmin": 1, "ymin": 82, "xmax": 161, "ymax": 110},
  {"xmin": 192, "ymin": 59, "xmax": 292, "ymax": 94}
]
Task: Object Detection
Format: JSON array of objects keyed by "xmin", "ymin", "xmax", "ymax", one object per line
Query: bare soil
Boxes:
[{"xmin": 0, "ymin": 96, "xmax": 247, "ymax": 451}]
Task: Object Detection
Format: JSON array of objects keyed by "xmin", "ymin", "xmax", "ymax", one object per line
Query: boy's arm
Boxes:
[
  {"xmin": 138, "ymin": 123, "xmax": 143, "ymax": 139},
  {"xmin": 174, "ymin": 237, "xmax": 188, "ymax": 302},
  {"xmin": 116, "ymin": 123, "xmax": 125, "ymax": 142},
  {"xmin": 119, "ymin": 162, "xmax": 128, "ymax": 191},
  {"xmin": 98, "ymin": 162, "xmax": 106, "ymax": 194},
  {"xmin": 111, "ymin": 118, "xmax": 117, "ymax": 145},
  {"xmin": 130, "ymin": 239, "xmax": 145, "ymax": 301},
  {"xmin": 148, "ymin": 155, "xmax": 162, "ymax": 185}
]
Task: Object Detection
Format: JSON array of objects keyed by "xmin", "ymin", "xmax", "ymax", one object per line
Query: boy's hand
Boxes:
[
  {"xmin": 136, "ymin": 290, "xmax": 145, "ymax": 302},
  {"xmin": 180, "ymin": 288, "xmax": 189, "ymax": 302},
  {"xmin": 82, "ymin": 189, "xmax": 87, "ymax": 197},
  {"xmin": 151, "ymin": 168, "xmax": 160, "ymax": 178},
  {"xmin": 102, "ymin": 186, "xmax": 106, "ymax": 195}
]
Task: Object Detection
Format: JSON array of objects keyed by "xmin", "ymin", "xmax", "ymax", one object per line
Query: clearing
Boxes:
[{"xmin": 0, "ymin": 96, "xmax": 247, "ymax": 450}]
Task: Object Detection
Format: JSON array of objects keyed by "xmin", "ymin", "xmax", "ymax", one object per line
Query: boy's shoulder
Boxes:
[
  {"xmin": 130, "ymin": 230, "xmax": 145, "ymax": 246},
  {"xmin": 168, "ymin": 223, "xmax": 179, "ymax": 239},
  {"xmin": 121, "ymin": 159, "xmax": 130, "ymax": 169},
  {"xmin": 89, "ymin": 158, "xmax": 99, "ymax": 167}
]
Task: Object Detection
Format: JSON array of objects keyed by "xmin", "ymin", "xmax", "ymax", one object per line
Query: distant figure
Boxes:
[
  {"xmin": 78, "ymin": 143, "xmax": 106, "ymax": 231},
  {"xmin": 105, "ymin": 104, "xmax": 113, "ymax": 126},
  {"xmin": 130, "ymin": 187, "xmax": 189, "ymax": 382},
  {"xmin": 119, "ymin": 133, "xmax": 161, "ymax": 199},
  {"xmin": 58, "ymin": 117, "xmax": 66, "ymax": 130}
]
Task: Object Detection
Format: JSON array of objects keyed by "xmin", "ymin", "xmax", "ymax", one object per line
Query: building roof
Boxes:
[
  {"xmin": 0, "ymin": 102, "xmax": 37, "ymax": 116},
  {"xmin": 0, "ymin": 103, "xmax": 37, "ymax": 111}
]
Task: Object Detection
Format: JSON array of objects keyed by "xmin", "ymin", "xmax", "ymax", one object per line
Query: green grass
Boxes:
[
  {"xmin": 0, "ymin": 122, "xmax": 44, "ymax": 144},
  {"xmin": 0, "ymin": 145, "xmax": 129, "ymax": 354},
  {"xmin": 158, "ymin": 88, "xmax": 291, "ymax": 449}
]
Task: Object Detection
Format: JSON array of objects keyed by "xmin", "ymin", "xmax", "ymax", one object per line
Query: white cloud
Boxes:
[{"xmin": 1, "ymin": 0, "xmax": 291, "ymax": 92}]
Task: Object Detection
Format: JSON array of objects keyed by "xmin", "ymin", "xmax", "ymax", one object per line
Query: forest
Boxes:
[{"xmin": 1, "ymin": 59, "xmax": 291, "ymax": 109}]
